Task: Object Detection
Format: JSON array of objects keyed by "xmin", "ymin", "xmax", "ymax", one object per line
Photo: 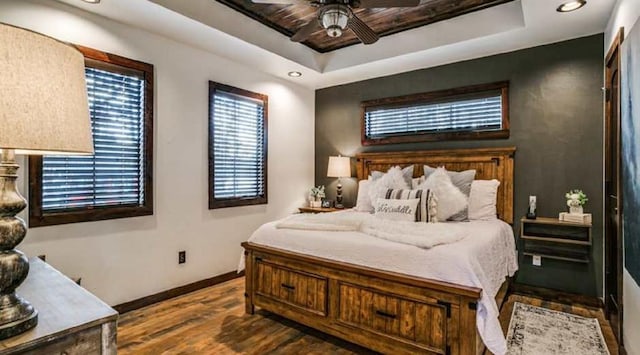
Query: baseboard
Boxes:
[
  {"xmin": 113, "ymin": 270, "xmax": 244, "ymax": 314},
  {"xmin": 510, "ymin": 283, "xmax": 604, "ymax": 309}
]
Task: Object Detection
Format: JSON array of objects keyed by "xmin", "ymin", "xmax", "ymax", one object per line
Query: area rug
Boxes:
[{"xmin": 506, "ymin": 302, "xmax": 609, "ymax": 355}]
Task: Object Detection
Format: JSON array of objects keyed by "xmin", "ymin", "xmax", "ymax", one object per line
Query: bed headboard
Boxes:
[{"xmin": 355, "ymin": 147, "xmax": 516, "ymax": 224}]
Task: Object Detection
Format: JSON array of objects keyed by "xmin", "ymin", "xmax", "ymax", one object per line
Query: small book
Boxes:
[{"xmin": 559, "ymin": 212, "xmax": 592, "ymax": 225}]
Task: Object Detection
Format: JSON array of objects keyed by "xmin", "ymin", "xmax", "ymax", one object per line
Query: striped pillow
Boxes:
[{"xmin": 385, "ymin": 189, "xmax": 432, "ymax": 222}]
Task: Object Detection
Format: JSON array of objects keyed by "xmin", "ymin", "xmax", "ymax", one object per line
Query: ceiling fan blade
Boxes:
[
  {"xmin": 291, "ymin": 19, "xmax": 320, "ymax": 42},
  {"xmin": 357, "ymin": 0, "xmax": 420, "ymax": 8},
  {"xmin": 347, "ymin": 14, "xmax": 379, "ymax": 44},
  {"xmin": 251, "ymin": 0, "xmax": 307, "ymax": 4}
]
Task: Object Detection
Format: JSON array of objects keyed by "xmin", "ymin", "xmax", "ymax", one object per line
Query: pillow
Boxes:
[
  {"xmin": 384, "ymin": 188, "xmax": 433, "ymax": 222},
  {"xmin": 424, "ymin": 165, "xmax": 476, "ymax": 221},
  {"xmin": 374, "ymin": 198, "xmax": 420, "ymax": 222},
  {"xmin": 417, "ymin": 167, "xmax": 467, "ymax": 221},
  {"xmin": 355, "ymin": 180, "xmax": 375, "ymax": 212},
  {"xmin": 371, "ymin": 165, "xmax": 414, "ymax": 186},
  {"xmin": 468, "ymin": 179, "xmax": 501, "ymax": 221},
  {"xmin": 368, "ymin": 166, "xmax": 410, "ymax": 205}
]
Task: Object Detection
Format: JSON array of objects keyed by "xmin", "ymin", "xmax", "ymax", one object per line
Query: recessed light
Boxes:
[
  {"xmin": 288, "ymin": 71, "xmax": 302, "ymax": 78},
  {"xmin": 82, "ymin": 0, "xmax": 101, "ymax": 3},
  {"xmin": 557, "ymin": 0, "xmax": 586, "ymax": 12}
]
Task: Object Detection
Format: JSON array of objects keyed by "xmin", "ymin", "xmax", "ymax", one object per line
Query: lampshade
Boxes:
[
  {"xmin": 0, "ymin": 23, "xmax": 93, "ymax": 155},
  {"xmin": 327, "ymin": 156, "xmax": 351, "ymax": 178}
]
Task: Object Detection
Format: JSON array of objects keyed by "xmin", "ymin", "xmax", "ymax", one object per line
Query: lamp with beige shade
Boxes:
[
  {"xmin": 327, "ymin": 155, "xmax": 351, "ymax": 209},
  {"xmin": 0, "ymin": 23, "xmax": 93, "ymax": 339}
]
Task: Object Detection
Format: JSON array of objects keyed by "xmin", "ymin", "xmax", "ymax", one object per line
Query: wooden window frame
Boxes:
[
  {"xmin": 208, "ymin": 81, "xmax": 268, "ymax": 209},
  {"xmin": 360, "ymin": 81, "xmax": 510, "ymax": 146},
  {"xmin": 28, "ymin": 46, "xmax": 154, "ymax": 227}
]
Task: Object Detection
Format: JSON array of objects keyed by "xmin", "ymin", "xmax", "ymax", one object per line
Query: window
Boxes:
[
  {"xmin": 209, "ymin": 82, "xmax": 267, "ymax": 209},
  {"xmin": 29, "ymin": 46, "xmax": 154, "ymax": 227},
  {"xmin": 361, "ymin": 82, "xmax": 509, "ymax": 145}
]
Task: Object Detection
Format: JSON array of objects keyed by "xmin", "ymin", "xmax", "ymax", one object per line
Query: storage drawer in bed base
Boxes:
[{"xmin": 243, "ymin": 243, "xmax": 483, "ymax": 355}]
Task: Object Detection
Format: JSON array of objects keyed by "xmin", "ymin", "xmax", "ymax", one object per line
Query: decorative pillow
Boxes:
[
  {"xmin": 417, "ymin": 168, "xmax": 467, "ymax": 221},
  {"xmin": 374, "ymin": 198, "xmax": 420, "ymax": 222},
  {"xmin": 468, "ymin": 179, "xmax": 501, "ymax": 221},
  {"xmin": 384, "ymin": 188, "xmax": 433, "ymax": 222},
  {"xmin": 355, "ymin": 180, "xmax": 374, "ymax": 212},
  {"xmin": 370, "ymin": 165, "xmax": 414, "ymax": 186},
  {"xmin": 368, "ymin": 166, "xmax": 410, "ymax": 205},
  {"xmin": 424, "ymin": 165, "xmax": 476, "ymax": 221}
]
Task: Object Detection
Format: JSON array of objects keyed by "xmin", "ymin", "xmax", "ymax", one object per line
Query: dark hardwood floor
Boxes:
[{"xmin": 118, "ymin": 278, "xmax": 618, "ymax": 354}]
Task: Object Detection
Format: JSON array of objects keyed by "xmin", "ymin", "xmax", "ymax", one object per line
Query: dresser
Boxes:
[{"xmin": 0, "ymin": 258, "xmax": 118, "ymax": 354}]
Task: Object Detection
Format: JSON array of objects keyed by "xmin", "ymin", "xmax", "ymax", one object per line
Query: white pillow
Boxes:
[
  {"xmin": 374, "ymin": 198, "xmax": 420, "ymax": 222},
  {"xmin": 368, "ymin": 166, "xmax": 410, "ymax": 205},
  {"xmin": 468, "ymin": 179, "xmax": 501, "ymax": 220},
  {"xmin": 355, "ymin": 180, "xmax": 374, "ymax": 212},
  {"xmin": 417, "ymin": 168, "xmax": 467, "ymax": 221},
  {"xmin": 370, "ymin": 166, "xmax": 414, "ymax": 186}
]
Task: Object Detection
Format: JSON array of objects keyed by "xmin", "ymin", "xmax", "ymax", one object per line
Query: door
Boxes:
[{"xmin": 604, "ymin": 28, "xmax": 624, "ymax": 344}]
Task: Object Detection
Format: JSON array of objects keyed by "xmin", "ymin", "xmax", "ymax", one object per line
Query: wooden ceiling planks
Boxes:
[{"xmin": 215, "ymin": 0, "xmax": 513, "ymax": 52}]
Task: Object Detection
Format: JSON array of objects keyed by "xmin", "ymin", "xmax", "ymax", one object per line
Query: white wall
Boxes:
[
  {"xmin": 605, "ymin": 1, "xmax": 640, "ymax": 354},
  {"xmin": 0, "ymin": 0, "xmax": 315, "ymax": 306}
]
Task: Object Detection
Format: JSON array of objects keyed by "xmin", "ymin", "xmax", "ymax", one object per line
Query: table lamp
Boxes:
[
  {"xmin": 327, "ymin": 156, "xmax": 351, "ymax": 209},
  {"xmin": 0, "ymin": 24, "xmax": 93, "ymax": 339}
]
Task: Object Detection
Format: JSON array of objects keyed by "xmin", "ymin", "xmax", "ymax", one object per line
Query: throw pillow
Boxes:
[
  {"xmin": 424, "ymin": 165, "xmax": 476, "ymax": 221},
  {"xmin": 374, "ymin": 198, "xmax": 420, "ymax": 222},
  {"xmin": 355, "ymin": 179, "xmax": 374, "ymax": 212},
  {"xmin": 384, "ymin": 188, "xmax": 433, "ymax": 222},
  {"xmin": 468, "ymin": 179, "xmax": 501, "ymax": 220},
  {"xmin": 417, "ymin": 167, "xmax": 467, "ymax": 221},
  {"xmin": 368, "ymin": 166, "xmax": 410, "ymax": 205}
]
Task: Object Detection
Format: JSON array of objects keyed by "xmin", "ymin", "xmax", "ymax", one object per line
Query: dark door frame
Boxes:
[{"xmin": 604, "ymin": 27, "xmax": 624, "ymax": 347}]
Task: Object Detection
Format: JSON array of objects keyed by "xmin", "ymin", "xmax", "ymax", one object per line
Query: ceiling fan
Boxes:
[{"xmin": 251, "ymin": 0, "xmax": 421, "ymax": 45}]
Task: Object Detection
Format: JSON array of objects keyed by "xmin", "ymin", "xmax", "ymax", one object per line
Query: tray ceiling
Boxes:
[{"xmin": 215, "ymin": 0, "xmax": 514, "ymax": 52}]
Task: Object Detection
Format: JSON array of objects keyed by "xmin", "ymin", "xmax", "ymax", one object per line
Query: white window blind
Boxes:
[
  {"xmin": 211, "ymin": 90, "xmax": 265, "ymax": 200},
  {"xmin": 365, "ymin": 94, "xmax": 503, "ymax": 139},
  {"xmin": 41, "ymin": 67, "xmax": 145, "ymax": 211}
]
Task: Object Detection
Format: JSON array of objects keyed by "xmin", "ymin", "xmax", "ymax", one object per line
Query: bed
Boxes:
[{"xmin": 241, "ymin": 147, "xmax": 517, "ymax": 355}]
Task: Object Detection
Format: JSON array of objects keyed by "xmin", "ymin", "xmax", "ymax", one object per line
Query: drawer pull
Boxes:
[
  {"xmin": 281, "ymin": 283, "xmax": 296, "ymax": 290},
  {"xmin": 375, "ymin": 310, "xmax": 397, "ymax": 319}
]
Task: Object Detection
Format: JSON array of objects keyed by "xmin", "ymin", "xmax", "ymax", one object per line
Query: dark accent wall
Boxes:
[{"xmin": 315, "ymin": 34, "xmax": 604, "ymax": 297}]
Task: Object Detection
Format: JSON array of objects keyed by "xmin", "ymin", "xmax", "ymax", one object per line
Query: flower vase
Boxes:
[{"xmin": 569, "ymin": 205, "xmax": 584, "ymax": 215}]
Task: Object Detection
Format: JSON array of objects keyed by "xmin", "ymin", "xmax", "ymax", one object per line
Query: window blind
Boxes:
[
  {"xmin": 211, "ymin": 90, "xmax": 265, "ymax": 200},
  {"xmin": 365, "ymin": 94, "xmax": 503, "ymax": 139},
  {"xmin": 41, "ymin": 67, "xmax": 145, "ymax": 211}
]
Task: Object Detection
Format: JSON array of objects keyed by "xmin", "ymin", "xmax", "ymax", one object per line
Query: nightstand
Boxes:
[
  {"xmin": 521, "ymin": 217, "xmax": 592, "ymax": 264},
  {"xmin": 298, "ymin": 207, "xmax": 340, "ymax": 214}
]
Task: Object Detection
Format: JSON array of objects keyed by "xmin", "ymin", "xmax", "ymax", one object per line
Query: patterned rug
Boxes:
[{"xmin": 506, "ymin": 302, "xmax": 609, "ymax": 355}]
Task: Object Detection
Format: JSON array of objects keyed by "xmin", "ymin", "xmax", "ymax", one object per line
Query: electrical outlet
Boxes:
[
  {"xmin": 532, "ymin": 255, "xmax": 542, "ymax": 266},
  {"xmin": 178, "ymin": 251, "xmax": 186, "ymax": 264}
]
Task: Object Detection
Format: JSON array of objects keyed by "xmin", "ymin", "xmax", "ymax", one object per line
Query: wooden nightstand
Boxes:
[
  {"xmin": 298, "ymin": 207, "xmax": 340, "ymax": 214},
  {"xmin": 521, "ymin": 217, "xmax": 592, "ymax": 264}
]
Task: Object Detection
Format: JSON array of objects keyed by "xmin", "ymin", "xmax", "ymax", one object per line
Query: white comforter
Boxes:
[{"xmin": 240, "ymin": 212, "xmax": 518, "ymax": 355}]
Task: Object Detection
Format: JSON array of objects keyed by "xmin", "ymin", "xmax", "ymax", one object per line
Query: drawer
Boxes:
[
  {"xmin": 337, "ymin": 283, "xmax": 447, "ymax": 352},
  {"xmin": 255, "ymin": 260, "xmax": 327, "ymax": 316}
]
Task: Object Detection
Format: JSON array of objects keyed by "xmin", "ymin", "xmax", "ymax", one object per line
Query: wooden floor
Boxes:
[{"xmin": 118, "ymin": 278, "xmax": 618, "ymax": 354}]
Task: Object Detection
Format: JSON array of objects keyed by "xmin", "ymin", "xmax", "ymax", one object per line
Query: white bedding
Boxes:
[{"xmin": 240, "ymin": 212, "xmax": 518, "ymax": 355}]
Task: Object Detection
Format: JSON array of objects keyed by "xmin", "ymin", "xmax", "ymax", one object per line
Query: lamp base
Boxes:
[
  {"xmin": 0, "ymin": 295, "xmax": 37, "ymax": 340},
  {"xmin": 0, "ymin": 149, "xmax": 37, "ymax": 339}
]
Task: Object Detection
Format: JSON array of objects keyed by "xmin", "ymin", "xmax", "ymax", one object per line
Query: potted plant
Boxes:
[
  {"xmin": 309, "ymin": 186, "xmax": 325, "ymax": 208},
  {"xmin": 566, "ymin": 189, "xmax": 588, "ymax": 214}
]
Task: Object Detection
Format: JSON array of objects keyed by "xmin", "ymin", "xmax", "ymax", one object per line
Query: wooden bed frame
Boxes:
[{"xmin": 242, "ymin": 147, "xmax": 516, "ymax": 355}]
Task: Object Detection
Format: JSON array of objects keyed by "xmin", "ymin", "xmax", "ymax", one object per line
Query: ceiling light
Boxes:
[
  {"xmin": 288, "ymin": 71, "xmax": 302, "ymax": 77},
  {"xmin": 82, "ymin": 0, "xmax": 101, "ymax": 3},
  {"xmin": 320, "ymin": 5, "xmax": 350, "ymax": 38},
  {"xmin": 556, "ymin": 0, "xmax": 586, "ymax": 12}
]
